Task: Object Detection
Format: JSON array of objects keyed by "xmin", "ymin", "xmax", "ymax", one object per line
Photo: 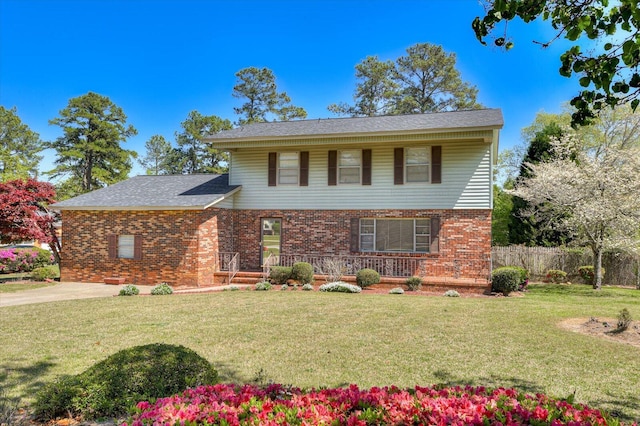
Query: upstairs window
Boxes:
[
  {"xmin": 405, "ymin": 147, "xmax": 430, "ymax": 183},
  {"xmin": 268, "ymin": 152, "xmax": 308, "ymax": 186},
  {"xmin": 338, "ymin": 150, "xmax": 361, "ymax": 184},
  {"xmin": 278, "ymin": 152, "xmax": 299, "ymax": 185},
  {"xmin": 394, "ymin": 145, "xmax": 441, "ymax": 185}
]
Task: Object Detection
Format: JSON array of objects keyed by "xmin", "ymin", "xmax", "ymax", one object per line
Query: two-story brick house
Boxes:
[{"xmin": 54, "ymin": 108, "xmax": 503, "ymax": 291}]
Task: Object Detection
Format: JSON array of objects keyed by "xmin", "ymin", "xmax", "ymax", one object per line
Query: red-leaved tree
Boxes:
[{"xmin": 0, "ymin": 179, "xmax": 60, "ymax": 262}]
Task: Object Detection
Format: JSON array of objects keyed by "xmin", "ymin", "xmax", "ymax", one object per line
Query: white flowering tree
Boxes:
[{"xmin": 510, "ymin": 132, "xmax": 640, "ymax": 289}]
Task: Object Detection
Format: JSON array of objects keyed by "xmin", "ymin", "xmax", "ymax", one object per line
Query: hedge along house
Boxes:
[{"xmin": 53, "ymin": 109, "xmax": 502, "ymax": 291}]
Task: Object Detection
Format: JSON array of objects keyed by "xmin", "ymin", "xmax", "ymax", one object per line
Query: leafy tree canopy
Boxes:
[
  {"xmin": 0, "ymin": 106, "xmax": 44, "ymax": 182},
  {"xmin": 473, "ymin": 0, "xmax": 640, "ymax": 126},
  {"xmin": 0, "ymin": 179, "xmax": 57, "ymax": 246},
  {"xmin": 329, "ymin": 42, "xmax": 482, "ymax": 117},
  {"xmin": 47, "ymin": 92, "xmax": 137, "ymax": 197},
  {"xmin": 233, "ymin": 67, "xmax": 307, "ymax": 125},
  {"xmin": 175, "ymin": 111, "xmax": 232, "ymax": 174},
  {"xmin": 510, "ymin": 133, "xmax": 640, "ymax": 289}
]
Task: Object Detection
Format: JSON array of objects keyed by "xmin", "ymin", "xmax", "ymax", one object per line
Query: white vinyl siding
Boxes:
[{"xmin": 226, "ymin": 141, "xmax": 492, "ymax": 210}]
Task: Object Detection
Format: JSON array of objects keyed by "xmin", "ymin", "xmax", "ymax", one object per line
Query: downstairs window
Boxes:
[{"xmin": 359, "ymin": 218, "xmax": 431, "ymax": 253}]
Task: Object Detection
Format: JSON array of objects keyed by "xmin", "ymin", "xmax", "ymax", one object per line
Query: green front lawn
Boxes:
[{"xmin": 1, "ymin": 284, "xmax": 639, "ymax": 421}]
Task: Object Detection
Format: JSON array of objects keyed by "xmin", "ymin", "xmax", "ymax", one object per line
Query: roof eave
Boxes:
[
  {"xmin": 54, "ymin": 187, "xmax": 242, "ymax": 211},
  {"xmin": 207, "ymin": 125, "xmax": 503, "ymax": 149}
]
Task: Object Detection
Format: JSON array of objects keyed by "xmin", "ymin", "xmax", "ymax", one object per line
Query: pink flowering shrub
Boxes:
[
  {"xmin": 0, "ymin": 248, "xmax": 54, "ymax": 273},
  {"xmin": 124, "ymin": 383, "xmax": 635, "ymax": 426}
]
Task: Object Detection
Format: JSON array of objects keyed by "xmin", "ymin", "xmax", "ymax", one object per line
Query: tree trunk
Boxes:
[{"xmin": 593, "ymin": 247, "xmax": 603, "ymax": 290}]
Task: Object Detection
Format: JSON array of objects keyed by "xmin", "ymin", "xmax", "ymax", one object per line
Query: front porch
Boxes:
[{"xmin": 213, "ymin": 252, "xmax": 491, "ymax": 294}]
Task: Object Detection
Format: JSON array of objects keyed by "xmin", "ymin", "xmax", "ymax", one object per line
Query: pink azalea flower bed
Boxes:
[{"xmin": 124, "ymin": 383, "xmax": 635, "ymax": 426}]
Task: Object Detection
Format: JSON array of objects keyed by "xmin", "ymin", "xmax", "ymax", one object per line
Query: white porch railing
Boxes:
[
  {"xmin": 261, "ymin": 253, "xmax": 279, "ymax": 281},
  {"xmin": 277, "ymin": 254, "xmax": 426, "ymax": 277},
  {"xmin": 215, "ymin": 252, "xmax": 240, "ymax": 282}
]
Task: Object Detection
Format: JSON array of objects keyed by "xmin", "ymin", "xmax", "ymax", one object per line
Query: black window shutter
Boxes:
[
  {"xmin": 431, "ymin": 146, "xmax": 442, "ymax": 184},
  {"xmin": 107, "ymin": 235, "xmax": 117, "ymax": 259},
  {"xmin": 268, "ymin": 152, "xmax": 277, "ymax": 186},
  {"xmin": 394, "ymin": 148, "xmax": 404, "ymax": 185},
  {"xmin": 362, "ymin": 149, "xmax": 372, "ymax": 185},
  {"xmin": 300, "ymin": 151, "xmax": 309, "ymax": 186},
  {"xmin": 133, "ymin": 235, "xmax": 143, "ymax": 260},
  {"xmin": 350, "ymin": 217, "xmax": 360, "ymax": 252},
  {"xmin": 328, "ymin": 150, "xmax": 337, "ymax": 186},
  {"xmin": 430, "ymin": 217, "xmax": 440, "ymax": 254}
]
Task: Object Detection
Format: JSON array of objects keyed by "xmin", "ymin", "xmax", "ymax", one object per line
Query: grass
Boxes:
[
  {"xmin": 0, "ymin": 282, "xmax": 55, "ymax": 293},
  {"xmin": 1, "ymin": 283, "xmax": 640, "ymax": 421}
]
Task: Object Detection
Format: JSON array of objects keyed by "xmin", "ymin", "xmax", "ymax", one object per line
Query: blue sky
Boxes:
[{"xmin": 1, "ymin": 0, "xmax": 583, "ymax": 179}]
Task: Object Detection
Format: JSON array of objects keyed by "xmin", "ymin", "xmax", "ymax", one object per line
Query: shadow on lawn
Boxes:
[
  {"xmin": 0, "ymin": 359, "xmax": 57, "ymax": 399},
  {"xmin": 432, "ymin": 369, "xmax": 543, "ymax": 395},
  {"xmin": 588, "ymin": 392, "xmax": 640, "ymax": 423}
]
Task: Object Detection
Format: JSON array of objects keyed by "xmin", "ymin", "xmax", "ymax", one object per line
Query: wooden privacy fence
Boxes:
[{"xmin": 492, "ymin": 246, "xmax": 640, "ymax": 287}]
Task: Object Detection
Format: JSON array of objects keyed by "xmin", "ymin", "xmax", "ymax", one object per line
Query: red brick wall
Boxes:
[
  {"xmin": 61, "ymin": 208, "xmax": 491, "ymax": 287},
  {"xmin": 60, "ymin": 209, "xmax": 226, "ymax": 287},
  {"xmin": 233, "ymin": 209, "xmax": 492, "ymax": 281}
]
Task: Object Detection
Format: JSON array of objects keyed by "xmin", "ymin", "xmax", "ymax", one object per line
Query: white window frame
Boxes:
[
  {"xmin": 278, "ymin": 152, "xmax": 299, "ymax": 185},
  {"xmin": 405, "ymin": 146, "xmax": 431, "ymax": 183},
  {"xmin": 359, "ymin": 218, "xmax": 431, "ymax": 253},
  {"xmin": 338, "ymin": 150, "xmax": 361, "ymax": 184},
  {"xmin": 118, "ymin": 235, "xmax": 135, "ymax": 259}
]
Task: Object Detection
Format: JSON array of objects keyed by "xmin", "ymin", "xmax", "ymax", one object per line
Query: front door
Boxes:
[{"xmin": 261, "ymin": 218, "xmax": 281, "ymax": 265}]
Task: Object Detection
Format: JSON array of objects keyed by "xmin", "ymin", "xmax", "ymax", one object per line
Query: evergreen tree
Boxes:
[
  {"xmin": 0, "ymin": 106, "xmax": 43, "ymax": 181},
  {"xmin": 233, "ymin": 67, "xmax": 307, "ymax": 125},
  {"xmin": 47, "ymin": 92, "xmax": 137, "ymax": 196}
]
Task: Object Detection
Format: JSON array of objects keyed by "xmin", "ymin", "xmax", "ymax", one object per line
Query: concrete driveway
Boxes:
[{"xmin": 0, "ymin": 282, "xmax": 155, "ymax": 307}]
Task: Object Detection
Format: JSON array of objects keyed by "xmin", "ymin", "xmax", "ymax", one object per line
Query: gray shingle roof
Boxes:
[
  {"xmin": 53, "ymin": 174, "xmax": 240, "ymax": 210},
  {"xmin": 207, "ymin": 109, "xmax": 503, "ymax": 141}
]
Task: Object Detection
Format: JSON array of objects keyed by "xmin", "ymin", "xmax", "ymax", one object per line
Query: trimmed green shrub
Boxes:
[
  {"xmin": 491, "ymin": 267, "xmax": 521, "ymax": 296},
  {"xmin": 389, "ymin": 287, "xmax": 404, "ymax": 294},
  {"xmin": 223, "ymin": 285, "xmax": 240, "ymax": 291},
  {"xmin": 578, "ymin": 265, "xmax": 605, "ymax": 285},
  {"xmin": 545, "ymin": 269, "xmax": 568, "ymax": 283},
  {"xmin": 318, "ymin": 282, "xmax": 362, "ymax": 293},
  {"xmin": 255, "ymin": 281, "xmax": 272, "ymax": 291},
  {"xmin": 290, "ymin": 262, "xmax": 314, "ymax": 284},
  {"xmin": 119, "ymin": 285, "xmax": 140, "ymax": 296},
  {"xmin": 443, "ymin": 290, "xmax": 460, "ymax": 297},
  {"xmin": 150, "ymin": 282, "xmax": 173, "ymax": 295},
  {"xmin": 513, "ymin": 266, "xmax": 529, "ymax": 289},
  {"xmin": 30, "ymin": 266, "xmax": 58, "ymax": 281},
  {"xmin": 405, "ymin": 276, "xmax": 422, "ymax": 291},
  {"xmin": 356, "ymin": 268, "xmax": 380, "ymax": 288},
  {"xmin": 301, "ymin": 283, "xmax": 314, "ymax": 291},
  {"xmin": 269, "ymin": 266, "xmax": 291, "ymax": 285},
  {"xmin": 33, "ymin": 343, "xmax": 218, "ymax": 421},
  {"xmin": 280, "ymin": 284, "xmax": 289, "ymax": 291}
]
